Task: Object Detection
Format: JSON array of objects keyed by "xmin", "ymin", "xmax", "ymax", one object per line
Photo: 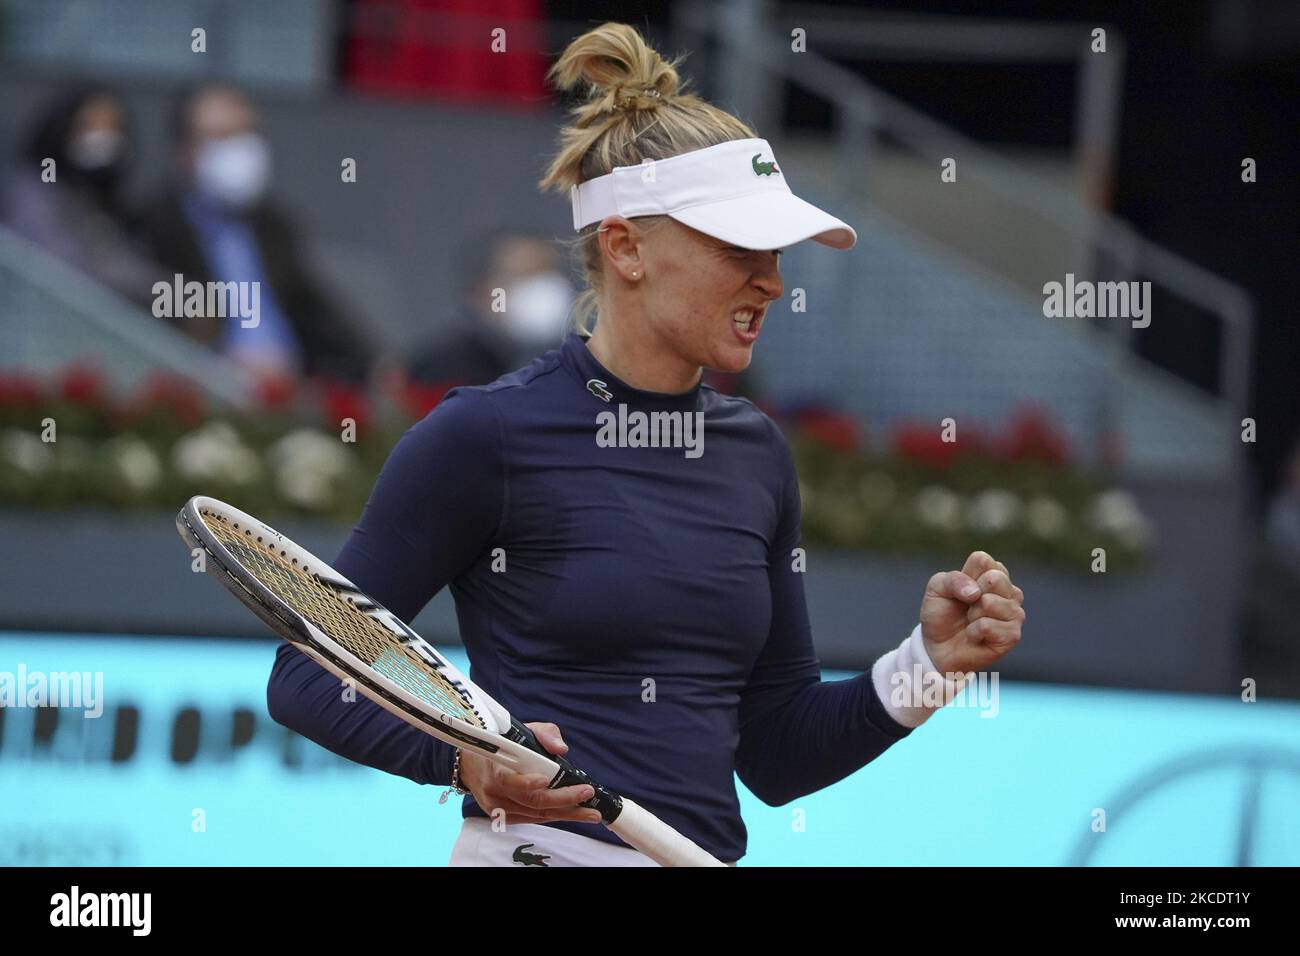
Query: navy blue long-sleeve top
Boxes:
[{"xmin": 267, "ymin": 332, "xmax": 913, "ymax": 861}]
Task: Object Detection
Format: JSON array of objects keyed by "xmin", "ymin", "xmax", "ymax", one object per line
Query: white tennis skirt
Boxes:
[{"xmin": 450, "ymin": 817, "xmax": 706, "ymax": 867}]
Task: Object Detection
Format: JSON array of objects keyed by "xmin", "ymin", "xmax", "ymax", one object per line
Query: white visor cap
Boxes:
[{"xmin": 570, "ymin": 137, "xmax": 856, "ymax": 251}]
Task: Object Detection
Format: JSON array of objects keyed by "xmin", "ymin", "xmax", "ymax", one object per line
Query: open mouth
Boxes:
[{"xmin": 732, "ymin": 307, "xmax": 763, "ymax": 335}]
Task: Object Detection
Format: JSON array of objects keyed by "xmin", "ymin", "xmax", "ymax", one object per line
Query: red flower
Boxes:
[
  {"xmin": 793, "ymin": 406, "xmax": 862, "ymax": 454},
  {"xmin": 59, "ymin": 363, "xmax": 105, "ymax": 407},
  {"xmin": 0, "ymin": 372, "xmax": 44, "ymax": 410},
  {"xmin": 256, "ymin": 373, "xmax": 298, "ymax": 413},
  {"xmin": 892, "ymin": 420, "xmax": 988, "ymax": 469},
  {"xmin": 999, "ymin": 405, "xmax": 1070, "ymax": 466},
  {"xmin": 118, "ymin": 373, "xmax": 206, "ymax": 428},
  {"xmin": 399, "ymin": 379, "xmax": 461, "ymax": 420},
  {"xmin": 702, "ymin": 369, "xmax": 739, "ymax": 395},
  {"xmin": 320, "ymin": 380, "xmax": 370, "ymax": 433}
]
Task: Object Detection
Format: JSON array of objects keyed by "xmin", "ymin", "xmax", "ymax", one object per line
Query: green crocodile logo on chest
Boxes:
[{"xmin": 751, "ymin": 154, "xmax": 780, "ymax": 176}]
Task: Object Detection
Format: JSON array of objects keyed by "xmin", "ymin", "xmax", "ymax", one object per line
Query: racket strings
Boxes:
[{"xmin": 204, "ymin": 513, "xmax": 484, "ymax": 727}]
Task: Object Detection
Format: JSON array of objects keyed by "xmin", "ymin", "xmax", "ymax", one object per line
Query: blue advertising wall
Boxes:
[{"xmin": 2, "ymin": 633, "xmax": 1298, "ymax": 866}]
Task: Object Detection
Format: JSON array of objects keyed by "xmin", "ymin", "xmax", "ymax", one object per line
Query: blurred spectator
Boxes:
[
  {"xmin": 137, "ymin": 83, "xmax": 372, "ymax": 384},
  {"xmin": 397, "ymin": 225, "xmax": 764, "ymax": 400},
  {"xmin": 2, "ymin": 85, "xmax": 163, "ymax": 306},
  {"xmin": 405, "ymin": 227, "xmax": 574, "ymax": 386}
]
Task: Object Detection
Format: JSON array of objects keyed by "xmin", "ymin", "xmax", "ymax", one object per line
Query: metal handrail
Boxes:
[
  {"xmin": 671, "ymin": 1, "xmax": 1254, "ymax": 415},
  {"xmin": 0, "ymin": 224, "xmax": 258, "ymax": 408}
]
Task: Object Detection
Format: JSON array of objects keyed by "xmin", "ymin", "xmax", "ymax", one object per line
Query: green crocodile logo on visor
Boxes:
[{"xmin": 751, "ymin": 153, "xmax": 780, "ymax": 176}]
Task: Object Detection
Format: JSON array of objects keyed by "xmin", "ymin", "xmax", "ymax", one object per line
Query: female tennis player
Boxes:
[{"xmin": 267, "ymin": 22, "xmax": 1025, "ymax": 867}]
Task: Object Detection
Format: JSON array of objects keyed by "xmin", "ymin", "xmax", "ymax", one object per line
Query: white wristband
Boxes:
[{"xmin": 871, "ymin": 624, "xmax": 972, "ymax": 729}]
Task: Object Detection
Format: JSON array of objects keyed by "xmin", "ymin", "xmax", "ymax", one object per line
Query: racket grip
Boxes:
[
  {"xmin": 507, "ymin": 721, "xmax": 726, "ymax": 867},
  {"xmin": 608, "ymin": 798, "xmax": 727, "ymax": 867},
  {"xmin": 506, "ymin": 722, "xmax": 623, "ymax": 821}
]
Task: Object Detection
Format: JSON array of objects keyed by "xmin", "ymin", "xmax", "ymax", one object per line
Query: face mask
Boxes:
[
  {"xmin": 69, "ymin": 128, "xmax": 125, "ymax": 171},
  {"xmin": 501, "ymin": 273, "xmax": 574, "ymax": 347},
  {"xmin": 194, "ymin": 132, "xmax": 271, "ymax": 209}
]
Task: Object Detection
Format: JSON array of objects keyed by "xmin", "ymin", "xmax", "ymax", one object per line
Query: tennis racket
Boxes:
[{"xmin": 176, "ymin": 495, "xmax": 724, "ymax": 867}]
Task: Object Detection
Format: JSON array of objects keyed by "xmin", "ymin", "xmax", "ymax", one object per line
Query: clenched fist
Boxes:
[{"xmin": 919, "ymin": 550, "xmax": 1025, "ymax": 676}]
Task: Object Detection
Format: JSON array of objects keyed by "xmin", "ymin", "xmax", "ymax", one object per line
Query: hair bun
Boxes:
[
  {"xmin": 611, "ymin": 85, "xmax": 663, "ymax": 112},
  {"xmin": 539, "ymin": 21, "xmax": 752, "ymax": 196}
]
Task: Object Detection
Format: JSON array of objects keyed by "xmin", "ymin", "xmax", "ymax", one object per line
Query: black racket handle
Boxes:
[{"xmin": 507, "ymin": 721, "xmax": 624, "ymax": 824}]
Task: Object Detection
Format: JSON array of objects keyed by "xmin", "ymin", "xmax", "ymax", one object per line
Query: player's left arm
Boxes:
[{"xmin": 734, "ymin": 427, "xmax": 1027, "ymax": 807}]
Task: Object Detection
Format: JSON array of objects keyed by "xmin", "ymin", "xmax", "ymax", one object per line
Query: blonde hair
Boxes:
[{"xmin": 538, "ymin": 22, "xmax": 756, "ymax": 334}]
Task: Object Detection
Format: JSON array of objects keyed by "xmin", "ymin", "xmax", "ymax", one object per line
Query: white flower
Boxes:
[
  {"xmin": 276, "ymin": 468, "xmax": 334, "ymax": 509},
  {"xmin": 172, "ymin": 421, "xmax": 261, "ymax": 485},
  {"xmin": 966, "ymin": 489, "xmax": 1022, "ymax": 534},
  {"xmin": 1088, "ymin": 489, "xmax": 1140, "ymax": 531},
  {"xmin": 915, "ymin": 485, "xmax": 963, "ymax": 531},
  {"xmin": 1, "ymin": 430, "xmax": 55, "ymax": 474},
  {"xmin": 1087, "ymin": 489, "xmax": 1155, "ymax": 549},
  {"xmin": 1115, "ymin": 515, "xmax": 1156, "ymax": 550},
  {"xmin": 1025, "ymin": 496, "xmax": 1069, "ymax": 539},
  {"xmin": 267, "ymin": 429, "xmax": 353, "ymax": 479},
  {"xmin": 266, "ymin": 429, "xmax": 355, "ymax": 509},
  {"xmin": 106, "ymin": 436, "xmax": 163, "ymax": 493}
]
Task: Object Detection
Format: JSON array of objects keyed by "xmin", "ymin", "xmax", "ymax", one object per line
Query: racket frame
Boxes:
[{"xmin": 178, "ymin": 496, "xmax": 567, "ymax": 778}]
